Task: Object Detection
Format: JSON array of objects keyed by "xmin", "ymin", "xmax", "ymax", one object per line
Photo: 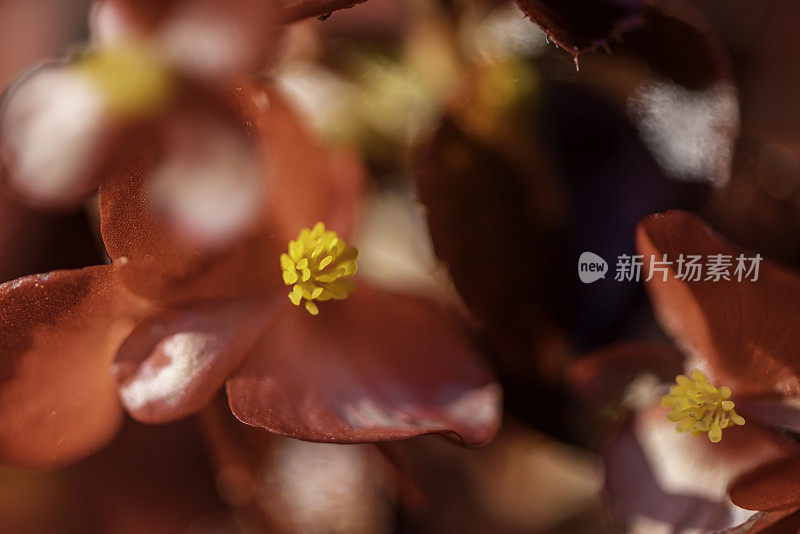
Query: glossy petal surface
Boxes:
[
  {"xmin": 637, "ymin": 211, "xmax": 800, "ymax": 396},
  {"xmin": 730, "ymin": 455, "xmax": 800, "ymax": 512},
  {"xmin": 114, "ymin": 295, "xmax": 280, "ymax": 423},
  {"xmin": 0, "ymin": 265, "xmax": 141, "ymax": 468},
  {"xmin": 99, "ymin": 82, "xmax": 363, "ymax": 304},
  {"xmin": 227, "ymin": 284, "xmax": 501, "ymax": 446}
]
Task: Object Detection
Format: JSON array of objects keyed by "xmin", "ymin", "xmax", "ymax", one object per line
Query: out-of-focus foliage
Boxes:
[{"xmin": 2, "ymin": 0, "xmax": 800, "ymax": 532}]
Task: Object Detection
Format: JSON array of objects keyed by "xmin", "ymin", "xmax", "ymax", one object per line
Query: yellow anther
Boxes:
[
  {"xmin": 662, "ymin": 369, "xmax": 745, "ymax": 443},
  {"xmin": 75, "ymin": 41, "xmax": 174, "ymax": 120},
  {"xmin": 280, "ymin": 222, "xmax": 358, "ymax": 315}
]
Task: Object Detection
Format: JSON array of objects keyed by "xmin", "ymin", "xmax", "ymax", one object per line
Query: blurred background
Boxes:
[{"xmin": 1, "ymin": 0, "xmax": 798, "ymax": 532}]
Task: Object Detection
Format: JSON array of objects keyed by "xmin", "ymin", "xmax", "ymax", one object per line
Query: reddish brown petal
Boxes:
[
  {"xmin": 226, "ymin": 284, "xmax": 501, "ymax": 446},
  {"xmin": 620, "ymin": 0, "xmax": 732, "ymax": 90},
  {"xmin": 281, "ymin": 0, "xmax": 369, "ymax": 23},
  {"xmin": 730, "ymin": 455, "xmax": 800, "ymax": 512},
  {"xmin": 515, "ymin": 0, "xmax": 644, "ymax": 55},
  {"xmin": 637, "ymin": 210, "xmax": 800, "ymax": 396},
  {"xmin": 323, "ymin": 146, "xmax": 367, "ymax": 242},
  {"xmin": 415, "ymin": 116, "xmax": 556, "ymax": 367},
  {"xmin": 0, "ymin": 265, "xmax": 143, "ymax": 468},
  {"xmin": 0, "ymin": 0, "xmax": 82, "ymax": 88},
  {"xmin": 568, "ymin": 340, "xmax": 683, "ymax": 404},
  {"xmin": 257, "ymin": 84, "xmax": 365, "ymax": 245},
  {"xmin": 67, "ymin": 419, "xmax": 233, "ymax": 533},
  {"xmin": 721, "ymin": 509, "xmax": 800, "ymax": 534},
  {"xmin": 99, "ymin": 81, "xmax": 364, "ymax": 304},
  {"xmin": 0, "ymin": 419, "xmax": 232, "ymax": 534},
  {"xmin": 0, "ymin": 188, "xmax": 104, "ymax": 284},
  {"xmin": 114, "ymin": 295, "xmax": 281, "ymax": 424},
  {"xmin": 736, "ymin": 398, "xmax": 800, "ymax": 435},
  {"xmin": 737, "ymin": 2, "xmax": 800, "ymax": 145}
]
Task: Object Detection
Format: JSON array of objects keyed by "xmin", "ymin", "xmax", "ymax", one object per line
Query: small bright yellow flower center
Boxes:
[
  {"xmin": 280, "ymin": 222, "xmax": 358, "ymax": 315},
  {"xmin": 76, "ymin": 41, "xmax": 174, "ymax": 120},
  {"xmin": 662, "ymin": 369, "xmax": 745, "ymax": 443}
]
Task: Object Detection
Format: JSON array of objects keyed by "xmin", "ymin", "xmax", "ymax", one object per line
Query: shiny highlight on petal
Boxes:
[
  {"xmin": 662, "ymin": 369, "xmax": 745, "ymax": 443},
  {"xmin": 280, "ymin": 222, "xmax": 358, "ymax": 315}
]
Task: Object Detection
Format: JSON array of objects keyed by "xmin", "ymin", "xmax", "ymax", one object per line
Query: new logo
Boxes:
[{"xmin": 578, "ymin": 252, "xmax": 608, "ymax": 284}]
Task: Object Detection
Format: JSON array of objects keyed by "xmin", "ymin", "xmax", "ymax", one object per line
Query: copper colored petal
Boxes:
[
  {"xmin": 738, "ymin": 2, "xmax": 800, "ymax": 144},
  {"xmin": 323, "ymin": 146, "xmax": 367, "ymax": 242},
  {"xmin": 415, "ymin": 116, "xmax": 555, "ymax": 366},
  {"xmin": 99, "ymin": 81, "xmax": 363, "ymax": 304},
  {"xmin": 114, "ymin": 295, "xmax": 282, "ymax": 424},
  {"xmin": 0, "ymin": 0, "xmax": 82, "ymax": 88},
  {"xmin": 515, "ymin": 0, "xmax": 644, "ymax": 55},
  {"xmin": 729, "ymin": 455, "xmax": 800, "ymax": 512},
  {"xmin": 0, "ymin": 188, "xmax": 104, "ymax": 284},
  {"xmin": 0, "ymin": 419, "xmax": 231, "ymax": 534},
  {"xmin": 281, "ymin": 0, "xmax": 370, "ymax": 24},
  {"xmin": 736, "ymin": 397, "xmax": 800, "ymax": 435},
  {"xmin": 568, "ymin": 340, "xmax": 683, "ymax": 404},
  {"xmin": 257, "ymin": 84, "xmax": 365, "ymax": 245},
  {"xmin": 226, "ymin": 284, "xmax": 501, "ymax": 446},
  {"xmin": 66, "ymin": 419, "xmax": 232, "ymax": 534},
  {"xmin": 0, "ymin": 265, "xmax": 142, "ymax": 468},
  {"xmin": 622, "ymin": 0, "xmax": 732, "ymax": 90},
  {"xmin": 721, "ymin": 508, "xmax": 800, "ymax": 534},
  {"xmin": 637, "ymin": 210, "xmax": 800, "ymax": 396}
]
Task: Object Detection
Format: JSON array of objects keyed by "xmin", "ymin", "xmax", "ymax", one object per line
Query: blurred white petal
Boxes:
[
  {"xmin": 355, "ymin": 186, "xmax": 455, "ymax": 298},
  {"xmin": 0, "ymin": 66, "xmax": 107, "ymax": 204},
  {"xmin": 157, "ymin": 0, "xmax": 276, "ymax": 78},
  {"xmin": 259, "ymin": 439, "xmax": 392, "ymax": 534},
  {"xmin": 153, "ymin": 114, "xmax": 265, "ymax": 248},
  {"xmin": 464, "ymin": 2, "xmax": 548, "ymax": 63},
  {"xmin": 628, "ymin": 81, "xmax": 739, "ymax": 185}
]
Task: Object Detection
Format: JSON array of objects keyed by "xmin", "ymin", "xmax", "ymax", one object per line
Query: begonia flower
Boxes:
[
  {"xmin": 0, "ymin": 0, "xmax": 285, "ymax": 250},
  {"xmin": 0, "ymin": 80, "xmax": 501, "ymax": 470},
  {"xmin": 569, "ymin": 210, "xmax": 800, "ymax": 531}
]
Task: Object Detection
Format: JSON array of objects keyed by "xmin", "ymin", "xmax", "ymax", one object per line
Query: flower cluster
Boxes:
[{"xmin": 2, "ymin": 0, "xmax": 800, "ymax": 532}]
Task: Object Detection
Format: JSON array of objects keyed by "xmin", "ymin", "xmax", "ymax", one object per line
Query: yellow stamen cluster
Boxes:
[
  {"xmin": 76, "ymin": 42, "xmax": 174, "ymax": 119},
  {"xmin": 662, "ymin": 369, "xmax": 745, "ymax": 443},
  {"xmin": 280, "ymin": 222, "xmax": 358, "ymax": 315}
]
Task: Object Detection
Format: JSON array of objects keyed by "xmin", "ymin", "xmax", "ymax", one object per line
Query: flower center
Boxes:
[
  {"xmin": 280, "ymin": 222, "xmax": 358, "ymax": 315},
  {"xmin": 76, "ymin": 41, "xmax": 174, "ymax": 120},
  {"xmin": 662, "ymin": 369, "xmax": 745, "ymax": 443}
]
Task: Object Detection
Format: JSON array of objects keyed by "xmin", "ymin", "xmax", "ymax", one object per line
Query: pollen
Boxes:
[
  {"xmin": 280, "ymin": 222, "xmax": 358, "ymax": 315},
  {"xmin": 662, "ymin": 369, "xmax": 745, "ymax": 443},
  {"xmin": 76, "ymin": 41, "xmax": 174, "ymax": 120}
]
